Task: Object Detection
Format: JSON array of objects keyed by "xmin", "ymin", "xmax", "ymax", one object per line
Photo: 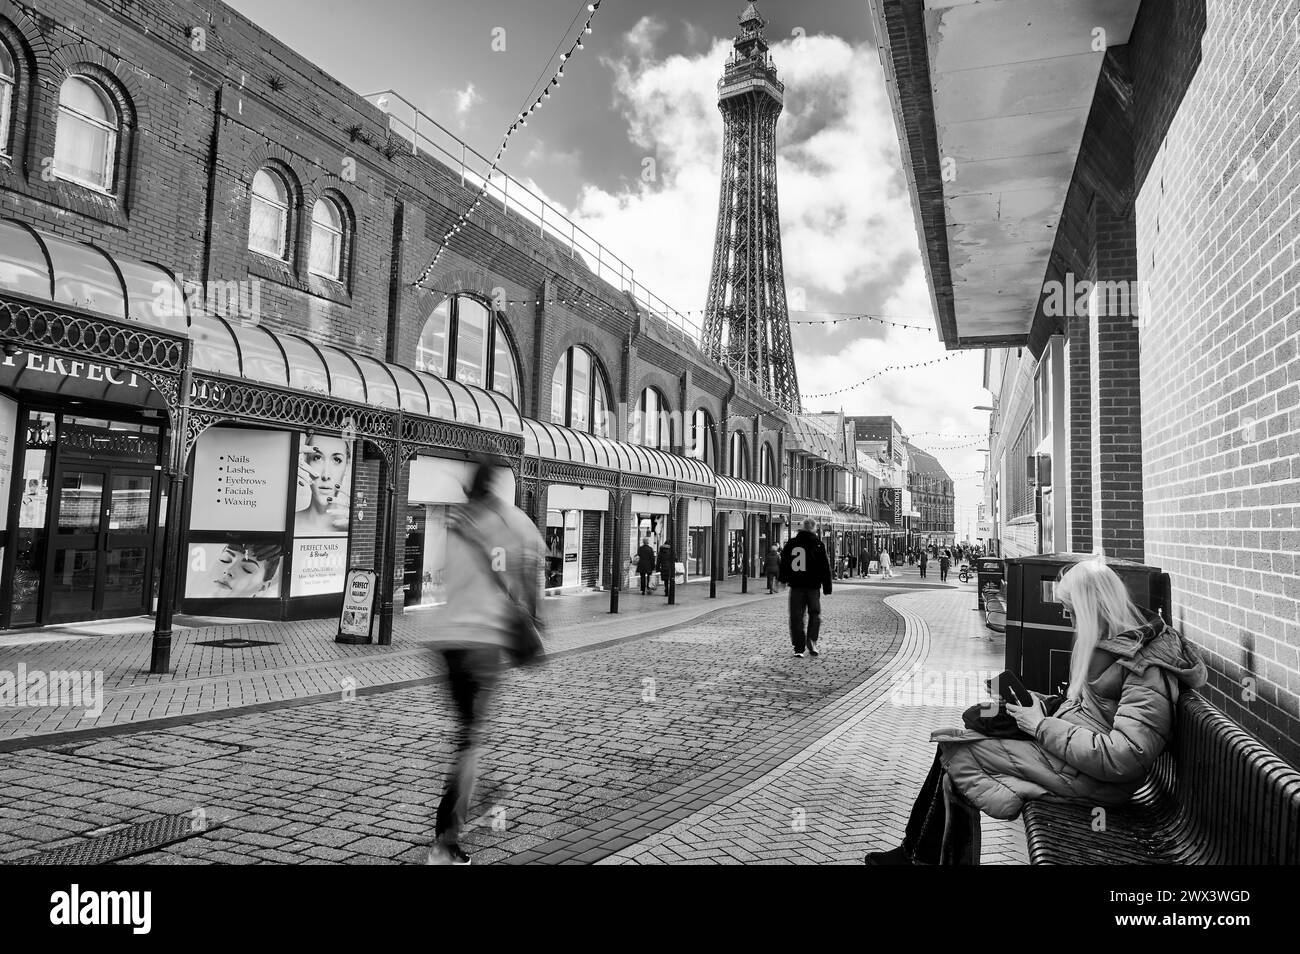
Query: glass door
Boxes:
[{"xmin": 44, "ymin": 464, "xmax": 156, "ymax": 622}]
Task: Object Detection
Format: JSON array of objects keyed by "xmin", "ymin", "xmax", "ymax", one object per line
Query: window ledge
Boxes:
[{"xmin": 3, "ymin": 174, "xmax": 129, "ymax": 228}]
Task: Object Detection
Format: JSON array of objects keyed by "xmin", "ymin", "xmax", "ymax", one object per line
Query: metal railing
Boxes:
[{"xmin": 362, "ymin": 90, "xmax": 704, "ymax": 348}]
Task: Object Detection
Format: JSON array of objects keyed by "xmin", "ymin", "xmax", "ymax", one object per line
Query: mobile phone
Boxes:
[{"xmin": 985, "ymin": 670, "xmax": 1033, "ymax": 707}]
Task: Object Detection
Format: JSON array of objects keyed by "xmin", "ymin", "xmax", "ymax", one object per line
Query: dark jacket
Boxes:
[
  {"xmin": 764, "ymin": 551, "xmax": 781, "ymax": 575},
  {"xmin": 778, "ymin": 530, "xmax": 832, "ymax": 594},
  {"xmin": 919, "ymin": 550, "xmax": 928, "ymax": 566},
  {"xmin": 635, "ymin": 544, "xmax": 656, "ymax": 573},
  {"xmin": 657, "ymin": 544, "xmax": 674, "ymax": 576}
]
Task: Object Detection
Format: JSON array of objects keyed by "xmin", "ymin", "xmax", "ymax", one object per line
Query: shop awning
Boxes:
[
  {"xmin": 832, "ymin": 508, "xmax": 871, "ymax": 530},
  {"xmin": 790, "ymin": 498, "xmax": 834, "ymax": 523},
  {"xmin": 0, "ymin": 218, "xmax": 523, "ymax": 434},
  {"xmin": 872, "ymin": 521, "xmax": 894, "ymax": 534},
  {"xmin": 522, "ymin": 419, "xmax": 714, "ymax": 485},
  {"xmin": 714, "ymin": 474, "xmax": 791, "ymax": 515}
]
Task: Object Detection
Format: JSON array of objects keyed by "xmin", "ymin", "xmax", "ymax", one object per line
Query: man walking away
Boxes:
[
  {"xmin": 657, "ymin": 537, "xmax": 676, "ymax": 597},
  {"xmin": 939, "ymin": 549, "xmax": 952, "ymax": 582},
  {"xmin": 861, "ymin": 545, "xmax": 871, "ymax": 577},
  {"xmin": 919, "ymin": 548, "xmax": 929, "ymax": 579},
  {"xmin": 764, "ymin": 545, "xmax": 781, "ymax": 593},
  {"xmin": 636, "ymin": 538, "xmax": 656, "ymax": 595},
  {"xmin": 779, "ymin": 518, "xmax": 833, "ymax": 657},
  {"xmin": 428, "ymin": 460, "xmax": 544, "ymax": 865}
]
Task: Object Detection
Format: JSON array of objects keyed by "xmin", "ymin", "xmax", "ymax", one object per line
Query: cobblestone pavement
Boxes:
[
  {"xmin": 0, "ymin": 580, "xmax": 765, "ymax": 742},
  {"xmin": 0, "ymin": 574, "xmax": 1027, "ymax": 865}
]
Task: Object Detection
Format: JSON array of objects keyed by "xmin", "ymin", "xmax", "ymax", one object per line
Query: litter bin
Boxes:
[
  {"xmin": 975, "ymin": 557, "xmax": 1005, "ymax": 610},
  {"xmin": 1005, "ymin": 553, "xmax": 1172, "ymax": 694}
]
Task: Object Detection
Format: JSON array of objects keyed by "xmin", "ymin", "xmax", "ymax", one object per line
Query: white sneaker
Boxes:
[
  {"xmin": 793, "ymin": 651, "xmax": 805, "ymax": 658},
  {"xmin": 808, "ymin": 641, "xmax": 820, "ymax": 657},
  {"xmin": 427, "ymin": 843, "xmax": 472, "ymax": 865}
]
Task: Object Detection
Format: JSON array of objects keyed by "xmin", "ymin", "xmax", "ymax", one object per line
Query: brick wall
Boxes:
[{"xmin": 1132, "ymin": 0, "xmax": 1300, "ymax": 764}]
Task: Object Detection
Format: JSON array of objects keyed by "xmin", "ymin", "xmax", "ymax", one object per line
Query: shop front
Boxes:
[
  {"xmin": 716, "ymin": 475, "xmax": 791, "ymax": 583},
  {"xmin": 686, "ymin": 498, "xmax": 712, "ymax": 579},
  {"xmin": 0, "ymin": 219, "xmax": 523, "ymax": 638},
  {"xmin": 521, "ymin": 419, "xmax": 713, "ymax": 609}
]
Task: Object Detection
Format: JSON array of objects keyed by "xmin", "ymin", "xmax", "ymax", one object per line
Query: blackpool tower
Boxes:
[{"xmin": 702, "ymin": 2, "xmax": 801, "ymax": 411}]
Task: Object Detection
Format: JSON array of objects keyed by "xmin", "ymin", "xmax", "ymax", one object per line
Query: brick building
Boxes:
[
  {"xmin": 0, "ymin": 0, "xmax": 858, "ymax": 648},
  {"xmin": 871, "ymin": 0, "xmax": 1300, "ymax": 763},
  {"xmin": 903, "ymin": 442, "xmax": 954, "ymax": 548}
]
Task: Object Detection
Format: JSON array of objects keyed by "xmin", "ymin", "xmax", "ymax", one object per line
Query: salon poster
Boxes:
[
  {"xmin": 191, "ymin": 427, "xmax": 292, "ymax": 532},
  {"xmin": 185, "ymin": 542, "xmax": 284, "ymax": 599},
  {"xmin": 294, "ymin": 431, "xmax": 352, "ymax": 537},
  {"xmin": 289, "ymin": 537, "xmax": 348, "ymax": 597}
]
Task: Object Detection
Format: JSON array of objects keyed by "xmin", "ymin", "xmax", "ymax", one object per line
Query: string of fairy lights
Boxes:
[
  {"xmin": 416, "ymin": 288, "xmax": 933, "ymax": 333},
  {"xmin": 410, "ymin": 1, "xmax": 603, "ymax": 290},
  {"xmin": 801, "ymin": 353, "xmax": 963, "ymax": 399}
]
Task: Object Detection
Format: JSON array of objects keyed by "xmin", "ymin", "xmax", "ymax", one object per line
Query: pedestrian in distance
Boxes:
[
  {"xmin": 636, "ymin": 537, "xmax": 656, "ymax": 595},
  {"xmin": 939, "ymin": 549, "xmax": 951, "ymax": 582},
  {"xmin": 847, "ymin": 551, "xmax": 857, "ymax": 578},
  {"xmin": 919, "ymin": 548, "xmax": 929, "ymax": 579},
  {"xmin": 864, "ymin": 558, "xmax": 1206, "ymax": 865},
  {"xmin": 860, "ymin": 546, "xmax": 871, "ymax": 577},
  {"xmin": 779, "ymin": 517, "xmax": 832, "ymax": 657},
  {"xmin": 764, "ymin": 545, "xmax": 781, "ymax": 593},
  {"xmin": 657, "ymin": 537, "xmax": 675, "ymax": 596},
  {"xmin": 427, "ymin": 460, "xmax": 545, "ymax": 866},
  {"xmin": 879, "ymin": 547, "xmax": 894, "ymax": 580}
]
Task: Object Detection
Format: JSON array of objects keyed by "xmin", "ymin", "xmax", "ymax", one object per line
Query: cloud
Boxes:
[
  {"xmin": 453, "ymin": 82, "xmax": 481, "ymax": 124},
  {"xmin": 625, "ymin": 15, "xmax": 668, "ymax": 60},
  {"xmin": 542, "ymin": 26, "xmax": 992, "ymax": 534}
]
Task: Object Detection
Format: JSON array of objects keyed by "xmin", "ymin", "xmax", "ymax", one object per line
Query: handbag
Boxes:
[
  {"xmin": 961, "ymin": 694, "xmax": 1063, "ymax": 739},
  {"xmin": 453, "ymin": 511, "xmax": 545, "ymax": 667}
]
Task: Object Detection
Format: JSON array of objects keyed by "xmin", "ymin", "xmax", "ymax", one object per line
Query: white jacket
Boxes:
[{"xmin": 429, "ymin": 497, "xmax": 545, "ymax": 650}]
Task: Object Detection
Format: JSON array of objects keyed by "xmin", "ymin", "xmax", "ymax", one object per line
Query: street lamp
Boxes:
[{"xmin": 973, "ymin": 405, "xmax": 994, "ymax": 412}]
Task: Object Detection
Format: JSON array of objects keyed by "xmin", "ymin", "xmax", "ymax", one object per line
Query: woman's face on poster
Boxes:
[
  {"xmin": 300, "ymin": 436, "xmax": 349, "ymax": 509},
  {"xmin": 210, "ymin": 546, "xmax": 275, "ymax": 598}
]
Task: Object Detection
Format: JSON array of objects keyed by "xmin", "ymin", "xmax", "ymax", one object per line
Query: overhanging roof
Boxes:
[
  {"xmin": 715, "ymin": 474, "xmax": 791, "ymax": 513},
  {"xmin": 869, "ymin": 0, "xmax": 1140, "ymax": 348},
  {"xmin": 523, "ymin": 419, "xmax": 715, "ymax": 485}
]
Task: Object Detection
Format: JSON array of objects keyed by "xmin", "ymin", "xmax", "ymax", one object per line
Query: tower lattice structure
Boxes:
[{"xmin": 703, "ymin": 2, "xmax": 801, "ymax": 412}]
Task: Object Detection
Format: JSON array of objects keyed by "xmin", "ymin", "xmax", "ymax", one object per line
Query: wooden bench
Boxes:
[{"xmin": 1023, "ymin": 693, "xmax": 1300, "ymax": 864}]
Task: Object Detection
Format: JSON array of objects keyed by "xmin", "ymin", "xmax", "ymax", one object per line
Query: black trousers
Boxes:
[
  {"xmin": 788, "ymin": 587, "xmax": 822, "ymax": 651},
  {"xmin": 435, "ymin": 647, "xmax": 500, "ymax": 846},
  {"xmin": 902, "ymin": 749, "xmax": 981, "ymax": 864},
  {"xmin": 639, "ymin": 571, "xmax": 652, "ymax": 593}
]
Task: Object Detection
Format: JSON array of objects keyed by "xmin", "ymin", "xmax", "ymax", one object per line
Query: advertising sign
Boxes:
[
  {"xmin": 191, "ymin": 427, "xmax": 292, "ymax": 532},
  {"xmin": 185, "ymin": 542, "xmax": 283, "ymax": 599},
  {"xmin": 339, "ymin": 568, "xmax": 378, "ymax": 639},
  {"xmin": 403, "ymin": 506, "xmax": 427, "ymax": 606},
  {"xmin": 877, "ymin": 487, "xmax": 898, "ymax": 526},
  {"xmin": 294, "ymin": 432, "xmax": 352, "ymax": 536},
  {"xmin": 289, "ymin": 537, "xmax": 348, "ymax": 597}
]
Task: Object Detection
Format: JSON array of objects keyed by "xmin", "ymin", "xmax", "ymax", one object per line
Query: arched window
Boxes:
[
  {"xmin": 0, "ymin": 42, "xmax": 14, "ymax": 157},
  {"xmin": 54, "ymin": 75, "xmax": 118, "ymax": 191},
  {"xmin": 637, "ymin": 387, "xmax": 671, "ymax": 450},
  {"xmin": 550, "ymin": 345, "xmax": 609, "ymax": 436},
  {"xmin": 415, "ymin": 294, "xmax": 519, "ymax": 401},
  {"xmin": 730, "ymin": 432, "xmax": 750, "ymax": 480},
  {"xmin": 249, "ymin": 168, "xmax": 291, "ymax": 259},
  {"xmin": 690, "ymin": 409, "xmax": 716, "ymax": 469},
  {"xmin": 760, "ymin": 443, "xmax": 776, "ymax": 486},
  {"xmin": 308, "ymin": 195, "xmax": 347, "ymax": 280}
]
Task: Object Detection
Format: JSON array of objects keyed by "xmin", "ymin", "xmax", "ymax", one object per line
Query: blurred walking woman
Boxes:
[{"xmin": 865, "ymin": 558, "xmax": 1206, "ymax": 864}]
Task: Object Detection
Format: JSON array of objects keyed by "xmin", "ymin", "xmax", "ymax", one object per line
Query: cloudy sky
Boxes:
[{"xmin": 227, "ymin": 0, "xmax": 994, "ymax": 535}]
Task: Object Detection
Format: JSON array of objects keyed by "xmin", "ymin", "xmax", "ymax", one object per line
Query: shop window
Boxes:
[
  {"xmin": 760, "ymin": 443, "xmax": 776, "ymax": 486},
  {"xmin": 550, "ymin": 345, "xmax": 610, "ymax": 436},
  {"xmin": 308, "ymin": 195, "xmax": 347, "ymax": 281},
  {"xmin": 637, "ymin": 387, "xmax": 670, "ymax": 450},
  {"xmin": 730, "ymin": 432, "xmax": 750, "ymax": 480},
  {"xmin": 690, "ymin": 408, "xmax": 715, "ymax": 468},
  {"xmin": 53, "ymin": 75, "xmax": 120, "ymax": 192},
  {"xmin": 0, "ymin": 41, "xmax": 14, "ymax": 157},
  {"xmin": 415, "ymin": 294, "xmax": 519, "ymax": 403},
  {"xmin": 249, "ymin": 168, "xmax": 292, "ymax": 260}
]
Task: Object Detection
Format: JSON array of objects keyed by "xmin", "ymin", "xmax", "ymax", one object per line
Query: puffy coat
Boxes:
[
  {"xmin": 431, "ymin": 498, "xmax": 544, "ymax": 651},
  {"xmin": 933, "ymin": 613, "xmax": 1207, "ymax": 820},
  {"xmin": 635, "ymin": 544, "xmax": 656, "ymax": 573},
  {"xmin": 764, "ymin": 551, "xmax": 781, "ymax": 576}
]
